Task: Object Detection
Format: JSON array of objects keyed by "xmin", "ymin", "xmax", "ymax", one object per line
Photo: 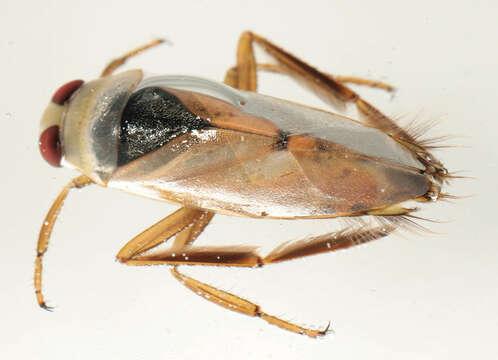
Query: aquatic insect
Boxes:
[{"xmin": 36, "ymin": 32, "xmax": 452, "ymax": 337}]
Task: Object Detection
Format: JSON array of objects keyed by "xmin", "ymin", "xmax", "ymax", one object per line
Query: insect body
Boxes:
[{"xmin": 36, "ymin": 33, "xmax": 450, "ymax": 337}]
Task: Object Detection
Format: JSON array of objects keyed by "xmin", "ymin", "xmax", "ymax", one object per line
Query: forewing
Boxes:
[
  {"xmin": 109, "ymin": 82, "xmax": 429, "ymax": 219},
  {"xmin": 110, "ymin": 128, "xmax": 328, "ymax": 218},
  {"xmin": 110, "ymin": 126, "xmax": 429, "ymax": 218}
]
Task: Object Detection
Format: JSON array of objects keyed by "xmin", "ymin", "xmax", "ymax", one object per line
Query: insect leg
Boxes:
[
  {"xmin": 227, "ymin": 33, "xmax": 393, "ymax": 93},
  {"xmin": 223, "ymin": 32, "xmax": 257, "ymax": 91},
  {"xmin": 241, "ymin": 32, "xmax": 419, "ymax": 141},
  {"xmin": 257, "ymin": 63, "xmax": 395, "ymax": 92},
  {"xmin": 263, "ymin": 224, "xmax": 395, "ymax": 264},
  {"xmin": 223, "ymin": 66, "xmax": 238, "ymax": 88},
  {"xmin": 35, "ymin": 175, "xmax": 93, "ymax": 309},
  {"xmin": 225, "ymin": 34, "xmax": 394, "ymax": 94},
  {"xmin": 115, "ymin": 209, "xmax": 326, "ymax": 337},
  {"xmin": 170, "ymin": 266, "xmax": 329, "ymax": 338},
  {"xmin": 100, "ymin": 38, "xmax": 165, "ymax": 77},
  {"xmin": 127, "ymin": 224, "xmax": 393, "ymax": 337},
  {"xmin": 333, "ymin": 75, "xmax": 395, "ymax": 92},
  {"xmin": 122, "ymin": 224, "xmax": 393, "ymax": 336},
  {"xmin": 170, "ymin": 211, "xmax": 215, "ymax": 250},
  {"xmin": 116, "ymin": 208, "xmax": 214, "ymax": 263},
  {"xmin": 125, "ymin": 224, "xmax": 395, "ymax": 267}
]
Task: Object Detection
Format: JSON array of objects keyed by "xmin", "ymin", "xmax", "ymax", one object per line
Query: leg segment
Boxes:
[
  {"xmin": 126, "ymin": 224, "xmax": 395, "ymax": 267},
  {"xmin": 100, "ymin": 38, "xmax": 165, "ymax": 77},
  {"xmin": 116, "ymin": 207, "xmax": 214, "ymax": 263},
  {"xmin": 171, "ymin": 211, "xmax": 214, "ymax": 250},
  {"xmin": 224, "ymin": 32, "xmax": 257, "ymax": 91},
  {"xmin": 257, "ymin": 63, "xmax": 395, "ymax": 92},
  {"xmin": 35, "ymin": 175, "xmax": 93, "ymax": 309},
  {"xmin": 333, "ymin": 75, "xmax": 395, "ymax": 92},
  {"xmin": 171, "ymin": 266, "xmax": 330, "ymax": 338},
  {"xmin": 115, "ymin": 208, "xmax": 327, "ymax": 336},
  {"xmin": 263, "ymin": 225, "xmax": 395, "ymax": 264}
]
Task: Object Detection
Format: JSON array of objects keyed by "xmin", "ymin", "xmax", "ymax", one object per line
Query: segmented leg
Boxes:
[
  {"xmin": 125, "ymin": 225, "xmax": 395, "ymax": 267},
  {"xmin": 226, "ymin": 31, "xmax": 258, "ymax": 91},
  {"xmin": 116, "ymin": 208, "xmax": 324, "ymax": 336},
  {"xmin": 35, "ymin": 175, "xmax": 93, "ymax": 309},
  {"xmin": 116, "ymin": 207, "xmax": 214, "ymax": 263},
  {"xmin": 233, "ymin": 31, "xmax": 414, "ymax": 142},
  {"xmin": 171, "ymin": 266, "xmax": 330, "ymax": 338},
  {"xmin": 117, "ymin": 210, "xmax": 395, "ymax": 337},
  {"xmin": 334, "ymin": 75, "xmax": 395, "ymax": 92},
  {"xmin": 257, "ymin": 63, "xmax": 395, "ymax": 92},
  {"xmin": 170, "ymin": 211, "xmax": 215, "ymax": 250},
  {"xmin": 100, "ymin": 38, "xmax": 165, "ymax": 77}
]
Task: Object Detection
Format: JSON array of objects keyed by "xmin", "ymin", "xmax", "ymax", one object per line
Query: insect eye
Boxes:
[
  {"xmin": 51, "ymin": 79, "xmax": 84, "ymax": 105},
  {"xmin": 39, "ymin": 125, "xmax": 62, "ymax": 167}
]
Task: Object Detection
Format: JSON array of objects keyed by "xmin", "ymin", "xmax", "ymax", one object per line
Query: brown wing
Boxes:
[
  {"xmin": 108, "ymin": 85, "xmax": 429, "ymax": 218},
  {"xmin": 108, "ymin": 123, "xmax": 429, "ymax": 219},
  {"xmin": 285, "ymin": 135, "xmax": 429, "ymax": 214}
]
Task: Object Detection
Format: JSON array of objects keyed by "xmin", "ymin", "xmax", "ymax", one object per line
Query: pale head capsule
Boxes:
[
  {"xmin": 38, "ymin": 70, "xmax": 143, "ymax": 185},
  {"xmin": 39, "ymin": 79, "xmax": 84, "ymax": 167}
]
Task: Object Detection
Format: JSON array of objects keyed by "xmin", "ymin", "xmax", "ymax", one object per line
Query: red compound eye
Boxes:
[
  {"xmin": 51, "ymin": 79, "xmax": 84, "ymax": 105},
  {"xmin": 39, "ymin": 125, "xmax": 62, "ymax": 167}
]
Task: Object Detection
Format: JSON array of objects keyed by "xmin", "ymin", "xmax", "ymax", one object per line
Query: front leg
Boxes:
[
  {"xmin": 35, "ymin": 175, "xmax": 93, "ymax": 310},
  {"xmin": 100, "ymin": 38, "xmax": 165, "ymax": 77}
]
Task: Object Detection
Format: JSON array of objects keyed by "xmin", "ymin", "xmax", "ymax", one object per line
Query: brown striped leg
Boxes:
[
  {"xmin": 127, "ymin": 224, "xmax": 395, "ymax": 267},
  {"xmin": 233, "ymin": 31, "xmax": 415, "ymax": 142},
  {"xmin": 119, "ymin": 223, "xmax": 395, "ymax": 337},
  {"xmin": 224, "ymin": 32, "xmax": 258, "ymax": 91},
  {"xmin": 257, "ymin": 63, "xmax": 395, "ymax": 92},
  {"xmin": 223, "ymin": 66, "xmax": 240, "ymax": 89},
  {"xmin": 115, "ymin": 208, "xmax": 324, "ymax": 337},
  {"xmin": 100, "ymin": 38, "xmax": 165, "ymax": 77},
  {"xmin": 223, "ymin": 32, "xmax": 258, "ymax": 91},
  {"xmin": 170, "ymin": 211, "xmax": 215, "ymax": 250},
  {"xmin": 116, "ymin": 207, "xmax": 214, "ymax": 263},
  {"xmin": 171, "ymin": 266, "xmax": 329, "ymax": 338},
  {"xmin": 35, "ymin": 175, "xmax": 93, "ymax": 310},
  {"xmin": 333, "ymin": 75, "xmax": 395, "ymax": 92},
  {"xmin": 263, "ymin": 225, "xmax": 395, "ymax": 264}
]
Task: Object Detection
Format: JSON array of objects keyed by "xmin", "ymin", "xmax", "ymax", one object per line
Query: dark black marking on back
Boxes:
[
  {"xmin": 275, "ymin": 130, "xmax": 290, "ymax": 150},
  {"xmin": 118, "ymin": 87, "xmax": 208, "ymax": 166}
]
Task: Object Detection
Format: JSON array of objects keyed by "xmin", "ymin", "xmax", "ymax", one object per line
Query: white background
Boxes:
[{"xmin": 1, "ymin": 0, "xmax": 497, "ymax": 359}]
